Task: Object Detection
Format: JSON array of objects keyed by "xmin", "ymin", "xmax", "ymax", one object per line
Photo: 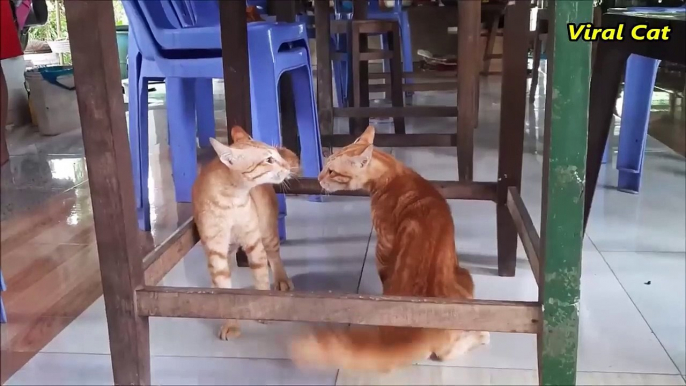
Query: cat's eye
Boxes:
[{"xmin": 265, "ymin": 156, "xmax": 275, "ymax": 164}]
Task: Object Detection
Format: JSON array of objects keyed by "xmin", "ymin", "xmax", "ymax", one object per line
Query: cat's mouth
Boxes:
[{"xmin": 318, "ymin": 181, "xmax": 341, "ymax": 193}]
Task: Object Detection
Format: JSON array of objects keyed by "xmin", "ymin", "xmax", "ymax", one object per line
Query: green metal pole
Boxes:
[{"xmin": 539, "ymin": 1, "xmax": 593, "ymax": 385}]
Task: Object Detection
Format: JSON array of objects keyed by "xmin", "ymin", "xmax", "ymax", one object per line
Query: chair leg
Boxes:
[
  {"xmin": 166, "ymin": 78, "xmax": 198, "ymax": 203},
  {"xmin": 127, "ymin": 53, "xmax": 151, "ymax": 231},
  {"xmin": 616, "ymin": 55, "xmax": 660, "ymax": 194},
  {"xmin": 290, "ymin": 66, "xmax": 324, "ymax": 180},
  {"xmin": 350, "ymin": 24, "xmax": 369, "ymax": 135},
  {"xmin": 387, "ymin": 26, "xmax": 406, "ymax": 135},
  {"xmin": 399, "ymin": 11, "xmax": 413, "ymax": 100},
  {"xmin": 195, "ymin": 78, "xmax": 216, "ymax": 148}
]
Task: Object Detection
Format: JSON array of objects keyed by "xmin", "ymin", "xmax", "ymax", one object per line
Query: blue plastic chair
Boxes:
[
  {"xmin": 333, "ymin": 0, "xmax": 413, "ymax": 106},
  {"xmin": 124, "ymin": 0, "xmax": 323, "ymax": 236},
  {"xmin": 0, "ymin": 269, "xmax": 6, "ymax": 323},
  {"xmin": 607, "ymin": 5, "xmax": 686, "ymax": 193}
]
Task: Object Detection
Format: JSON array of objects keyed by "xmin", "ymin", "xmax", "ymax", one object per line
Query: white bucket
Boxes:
[{"xmin": 24, "ymin": 66, "xmax": 81, "ymax": 136}]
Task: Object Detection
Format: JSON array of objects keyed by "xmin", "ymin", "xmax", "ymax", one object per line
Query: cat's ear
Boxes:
[
  {"xmin": 210, "ymin": 138, "xmax": 243, "ymax": 168},
  {"xmin": 353, "ymin": 126, "xmax": 375, "ymax": 145},
  {"xmin": 230, "ymin": 126, "xmax": 252, "ymax": 142},
  {"xmin": 349, "ymin": 144, "xmax": 373, "ymax": 168}
]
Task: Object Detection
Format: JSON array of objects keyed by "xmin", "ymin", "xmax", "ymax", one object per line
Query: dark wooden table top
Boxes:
[{"xmin": 601, "ymin": 8, "xmax": 685, "ymax": 65}]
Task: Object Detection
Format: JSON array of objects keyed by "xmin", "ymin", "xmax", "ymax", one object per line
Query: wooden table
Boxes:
[
  {"xmin": 584, "ymin": 9, "xmax": 686, "ymax": 229},
  {"xmin": 61, "ymin": 0, "xmax": 591, "ymax": 384}
]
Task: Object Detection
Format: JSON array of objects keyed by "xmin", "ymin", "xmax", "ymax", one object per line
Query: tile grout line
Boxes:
[{"xmin": 593, "ymin": 241, "xmax": 684, "ymax": 377}]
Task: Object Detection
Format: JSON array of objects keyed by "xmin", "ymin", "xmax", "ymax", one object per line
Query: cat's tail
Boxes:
[{"xmin": 289, "ymin": 326, "xmax": 441, "ymax": 372}]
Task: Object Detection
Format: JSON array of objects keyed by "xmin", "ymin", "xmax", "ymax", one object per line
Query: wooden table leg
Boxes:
[
  {"xmin": 220, "ymin": 1, "xmax": 251, "ymax": 134},
  {"xmin": 496, "ymin": 0, "xmax": 529, "ymax": 277},
  {"xmin": 350, "ymin": 0, "xmax": 369, "ymax": 135},
  {"xmin": 64, "ymin": 2, "xmax": 151, "ymax": 384},
  {"xmin": 538, "ymin": 2, "xmax": 592, "ymax": 384},
  {"xmin": 482, "ymin": 13, "xmax": 500, "ymax": 76},
  {"xmin": 314, "ymin": 0, "xmax": 334, "ymax": 137},
  {"xmin": 583, "ymin": 43, "xmax": 629, "ymax": 231},
  {"xmin": 457, "ymin": 0, "xmax": 480, "ymax": 181},
  {"xmin": 219, "ymin": 0, "xmax": 251, "ymax": 267},
  {"xmin": 270, "ymin": 0, "xmax": 300, "ymax": 155}
]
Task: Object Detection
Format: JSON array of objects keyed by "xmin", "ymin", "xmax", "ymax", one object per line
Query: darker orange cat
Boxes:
[{"xmin": 289, "ymin": 126, "xmax": 489, "ymax": 372}]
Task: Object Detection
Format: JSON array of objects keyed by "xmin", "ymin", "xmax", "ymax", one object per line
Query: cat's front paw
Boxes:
[
  {"xmin": 218, "ymin": 321, "xmax": 241, "ymax": 340},
  {"xmin": 273, "ymin": 276, "xmax": 294, "ymax": 292},
  {"xmin": 478, "ymin": 331, "xmax": 490, "ymax": 345}
]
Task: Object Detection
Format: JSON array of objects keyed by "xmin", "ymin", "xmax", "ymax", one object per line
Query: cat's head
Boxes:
[
  {"xmin": 318, "ymin": 126, "xmax": 375, "ymax": 192},
  {"xmin": 210, "ymin": 126, "xmax": 299, "ymax": 188}
]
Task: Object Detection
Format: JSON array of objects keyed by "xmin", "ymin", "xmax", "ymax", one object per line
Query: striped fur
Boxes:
[
  {"xmin": 192, "ymin": 126, "xmax": 298, "ymax": 340},
  {"xmin": 290, "ymin": 126, "xmax": 489, "ymax": 372}
]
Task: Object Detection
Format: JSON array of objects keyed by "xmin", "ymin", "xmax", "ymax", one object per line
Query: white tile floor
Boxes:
[{"xmin": 6, "ymin": 78, "xmax": 685, "ymax": 385}]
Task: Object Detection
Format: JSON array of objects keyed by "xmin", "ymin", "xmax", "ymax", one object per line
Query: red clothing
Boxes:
[{"xmin": 1, "ymin": 0, "xmax": 22, "ymax": 60}]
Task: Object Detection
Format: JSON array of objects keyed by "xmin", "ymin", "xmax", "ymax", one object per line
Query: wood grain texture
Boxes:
[
  {"xmin": 64, "ymin": 1, "xmax": 150, "ymax": 383},
  {"xmin": 506, "ymin": 187, "xmax": 540, "ymax": 285},
  {"xmin": 314, "ymin": 0, "xmax": 334, "ymax": 136},
  {"xmin": 137, "ymin": 286, "xmax": 541, "ymax": 333},
  {"xmin": 218, "ymin": 0, "xmax": 251, "ymax": 269},
  {"xmin": 496, "ymin": 1, "xmax": 529, "ymax": 278},
  {"xmin": 219, "ymin": 0, "xmax": 251, "ymax": 134}
]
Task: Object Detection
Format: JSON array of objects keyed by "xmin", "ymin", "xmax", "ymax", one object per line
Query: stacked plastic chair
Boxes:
[{"xmin": 123, "ymin": 0, "xmax": 323, "ymax": 237}]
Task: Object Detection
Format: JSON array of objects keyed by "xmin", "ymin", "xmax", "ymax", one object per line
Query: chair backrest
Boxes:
[
  {"xmin": 122, "ymin": 0, "xmax": 221, "ymax": 58},
  {"xmin": 121, "ymin": 0, "xmax": 164, "ymax": 59},
  {"xmin": 174, "ymin": 0, "xmax": 220, "ymax": 27}
]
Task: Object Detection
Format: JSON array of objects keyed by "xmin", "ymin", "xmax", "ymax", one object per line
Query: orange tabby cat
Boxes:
[
  {"xmin": 289, "ymin": 126, "xmax": 489, "ymax": 372},
  {"xmin": 192, "ymin": 126, "xmax": 299, "ymax": 340}
]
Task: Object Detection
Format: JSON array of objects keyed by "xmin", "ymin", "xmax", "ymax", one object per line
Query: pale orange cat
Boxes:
[
  {"xmin": 192, "ymin": 126, "xmax": 299, "ymax": 340},
  {"xmin": 289, "ymin": 126, "xmax": 489, "ymax": 372}
]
